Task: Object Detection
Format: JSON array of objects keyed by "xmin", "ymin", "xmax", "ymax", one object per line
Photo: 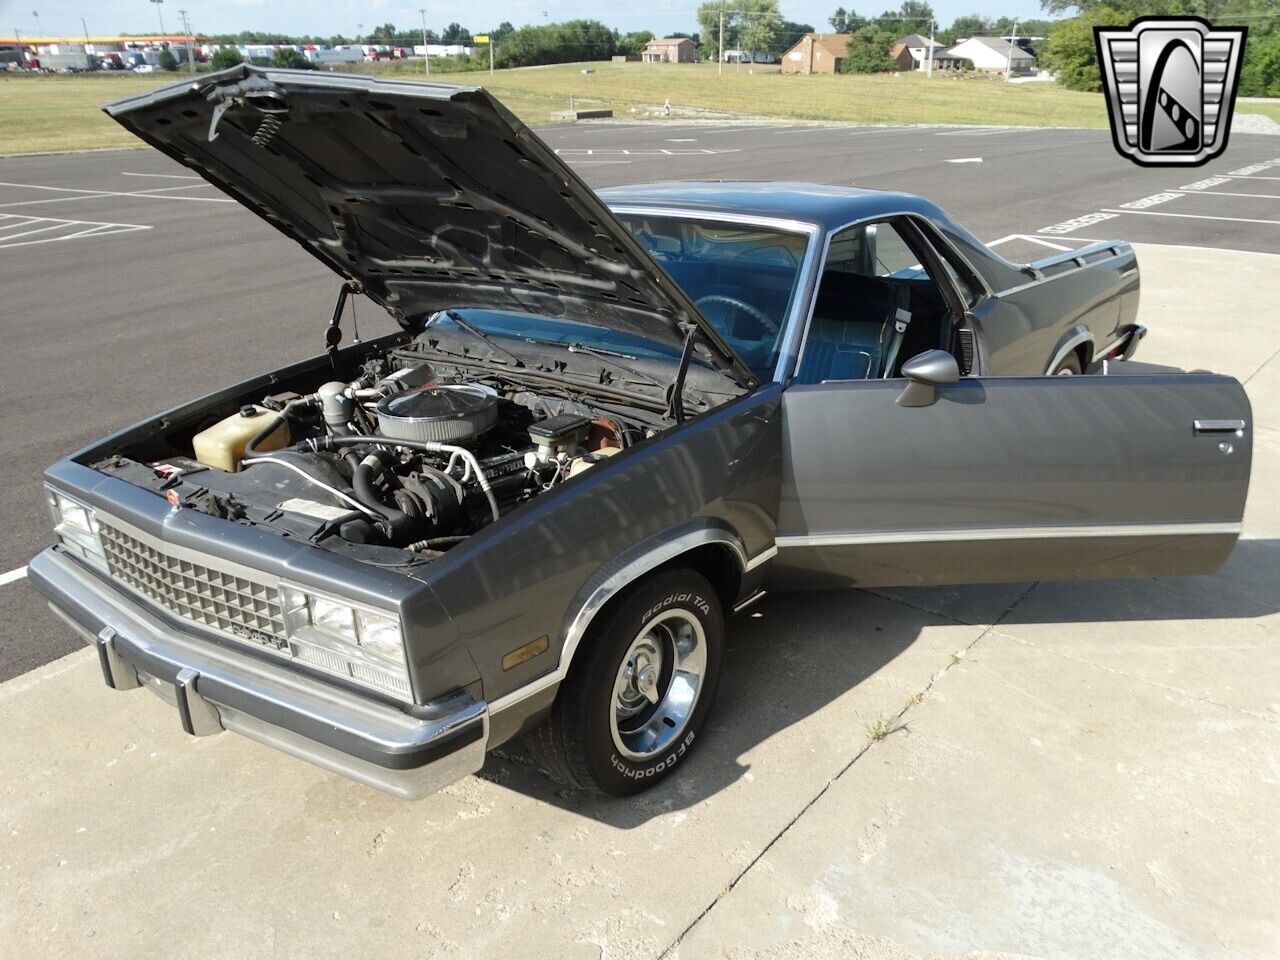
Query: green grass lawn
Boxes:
[{"xmin": 4, "ymin": 63, "xmax": 1275, "ymax": 156}]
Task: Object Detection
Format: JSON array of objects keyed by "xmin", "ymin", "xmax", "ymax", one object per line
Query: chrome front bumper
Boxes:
[{"xmin": 29, "ymin": 547, "xmax": 488, "ymax": 800}]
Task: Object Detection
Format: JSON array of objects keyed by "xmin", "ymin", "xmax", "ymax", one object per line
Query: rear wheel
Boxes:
[
  {"xmin": 1053, "ymin": 351, "xmax": 1084, "ymax": 375},
  {"xmin": 526, "ymin": 568, "xmax": 724, "ymax": 796}
]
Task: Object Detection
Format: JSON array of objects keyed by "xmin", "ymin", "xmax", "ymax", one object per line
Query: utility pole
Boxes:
[
  {"xmin": 717, "ymin": 8, "xmax": 724, "ymax": 77},
  {"xmin": 80, "ymin": 16, "xmax": 89, "ymax": 46},
  {"xmin": 419, "ymin": 7, "xmax": 430, "ymax": 76},
  {"xmin": 178, "ymin": 8, "xmax": 194, "ymax": 73},
  {"xmin": 489, "ymin": 39, "xmax": 494, "ymax": 73},
  {"xmin": 150, "ymin": 0, "xmax": 165, "ymax": 45},
  {"xmin": 926, "ymin": 18, "xmax": 934, "ymax": 77},
  {"xmin": 1004, "ymin": 19, "xmax": 1018, "ymax": 81}
]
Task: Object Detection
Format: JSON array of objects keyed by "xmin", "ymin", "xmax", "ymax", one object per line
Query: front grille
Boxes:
[{"xmin": 99, "ymin": 522, "xmax": 287, "ymax": 642}]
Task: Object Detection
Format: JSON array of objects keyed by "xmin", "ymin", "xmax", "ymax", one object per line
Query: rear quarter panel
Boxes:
[{"xmin": 976, "ymin": 244, "xmax": 1140, "ymax": 375}]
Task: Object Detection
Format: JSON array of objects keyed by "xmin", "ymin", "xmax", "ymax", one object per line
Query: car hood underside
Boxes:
[{"xmin": 104, "ymin": 65, "xmax": 754, "ymax": 388}]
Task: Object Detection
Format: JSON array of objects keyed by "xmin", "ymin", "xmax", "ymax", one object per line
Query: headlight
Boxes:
[
  {"xmin": 46, "ymin": 488, "xmax": 107, "ymax": 572},
  {"xmin": 281, "ymin": 585, "xmax": 410, "ymax": 699}
]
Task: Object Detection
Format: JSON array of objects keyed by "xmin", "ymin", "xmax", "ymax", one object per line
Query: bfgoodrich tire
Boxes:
[{"xmin": 527, "ymin": 567, "xmax": 724, "ymax": 796}]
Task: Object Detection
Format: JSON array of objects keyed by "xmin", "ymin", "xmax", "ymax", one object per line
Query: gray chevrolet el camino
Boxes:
[{"xmin": 30, "ymin": 67, "xmax": 1253, "ymax": 798}]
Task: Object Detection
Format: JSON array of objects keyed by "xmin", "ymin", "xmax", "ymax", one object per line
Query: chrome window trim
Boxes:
[
  {"xmin": 606, "ymin": 204, "xmax": 822, "ymax": 383},
  {"xmin": 912, "ymin": 218, "xmax": 994, "ymax": 302},
  {"xmin": 775, "ymin": 521, "xmax": 1241, "ymax": 548},
  {"xmin": 788, "ymin": 210, "xmax": 954, "ymax": 385}
]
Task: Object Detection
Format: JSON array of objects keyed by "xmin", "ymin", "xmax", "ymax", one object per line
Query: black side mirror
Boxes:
[{"xmin": 897, "ymin": 349, "xmax": 959, "ymax": 407}]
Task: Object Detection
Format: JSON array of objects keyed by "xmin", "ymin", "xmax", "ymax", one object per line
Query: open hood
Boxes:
[{"xmin": 105, "ymin": 66, "xmax": 755, "ymax": 388}]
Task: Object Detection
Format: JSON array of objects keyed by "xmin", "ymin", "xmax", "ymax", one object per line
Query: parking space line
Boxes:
[
  {"xmin": 0, "ymin": 566, "xmax": 27, "ymax": 587},
  {"xmin": 1226, "ymin": 173, "xmax": 1280, "ymax": 181},
  {"xmin": 0, "ymin": 181, "xmax": 232, "ymax": 208},
  {"xmin": 1101, "ymin": 208, "xmax": 1280, "ymax": 225},
  {"xmin": 0, "ymin": 213, "xmax": 151, "ymax": 249},
  {"xmin": 1168, "ymin": 187, "xmax": 1280, "ymax": 200},
  {"xmin": 120, "ymin": 171, "xmax": 201, "ymax": 180}
]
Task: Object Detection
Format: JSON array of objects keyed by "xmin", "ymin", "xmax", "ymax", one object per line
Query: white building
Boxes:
[{"xmin": 946, "ymin": 36, "xmax": 1036, "ymax": 75}]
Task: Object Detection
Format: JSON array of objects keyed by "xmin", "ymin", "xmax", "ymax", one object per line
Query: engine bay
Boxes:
[{"xmin": 90, "ymin": 327, "xmax": 719, "ymax": 570}]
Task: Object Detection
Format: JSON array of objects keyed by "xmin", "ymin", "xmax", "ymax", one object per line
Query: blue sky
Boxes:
[{"xmin": 5, "ymin": 0, "xmax": 1058, "ymax": 40}]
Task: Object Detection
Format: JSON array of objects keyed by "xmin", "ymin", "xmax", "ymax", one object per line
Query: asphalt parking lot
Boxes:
[{"xmin": 2, "ymin": 121, "xmax": 1278, "ymax": 958}]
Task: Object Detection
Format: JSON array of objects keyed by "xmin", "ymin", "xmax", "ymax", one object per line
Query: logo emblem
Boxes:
[{"xmin": 1095, "ymin": 17, "xmax": 1246, "ymax": 167}]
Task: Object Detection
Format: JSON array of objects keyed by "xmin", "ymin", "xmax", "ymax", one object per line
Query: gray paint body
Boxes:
[{"xmin": 27, "ymin": 82, "xmax": 1254, "ymax": 798}]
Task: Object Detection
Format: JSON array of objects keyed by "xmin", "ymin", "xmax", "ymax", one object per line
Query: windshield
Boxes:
[
  {"xmin": 616, "ymin": 212, "xmax": 809, "ymax": 379},
  {"xmin": 435, "ymin": 215, "xmax": 809, "ymax": 382}
]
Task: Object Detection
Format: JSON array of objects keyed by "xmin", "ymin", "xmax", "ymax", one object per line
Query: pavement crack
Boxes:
[
  {"xmin": 1243, "ymin": 342, "xmax": 1280, "ymax": 385},
  {"xmin": 659, "ymin": 582, "xmax": 1041, "ymax": 957}
]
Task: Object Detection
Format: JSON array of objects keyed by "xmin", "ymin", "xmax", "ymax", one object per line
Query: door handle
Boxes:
[{"xmin": 1193, "ymin": 419, "xmax": 1246, "ymax": 436}]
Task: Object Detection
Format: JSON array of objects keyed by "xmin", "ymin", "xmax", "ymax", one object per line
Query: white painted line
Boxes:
[
  {"xmin": 773, "ymin": 126, "xmax": 840, "ymax": 134},
  {"xmin": 666, "ymin": 138, "xmax": 697, "ymax": 142},
  {"xmin": 936, "ymin": 127, "xmax": 1014, "ymax": 136},
  {"xmin": 1226, "ymin": 173, "xmax": 1280, "ymax": 181},
  {"xmin": 984, "ymin": 233, "xmax": 1075, "ymax": 252},
  {"xmin": 946, "ymin": 157, "xmax": 983, "ymax": 164},
  {"xmin": 1038, "ymin": 212, "xmax": 1120, "ymax": 234},
  {"xmin": 1228, "ymin": 163, "xmax": 1276, "ymax": 176},
  {"xmin": 565, "ymin": 160, "xmax": 632, "ymax": 165},
  {"xmin": 120, "ymin": 171, "xmax": 201, "ymax": 179},
  {"xmin": 0, "ymin": 212, "xmax": 151, "ymax": 249},
  {"xmin": 1117, "ymin": 192, "xmax": 1183, "ymax": 210},
  {"xmin": 0, "ymin": 566, "xmax": 27, "ymax": 587},
  {"xmin": 1101, "ymin": 208, "xmax": 1280, "ymax": 225},
  {"xmin": 1167, "ymin": 187, "xmax": 1280, "ymax": 200},
  {"xmin": 0, "ymin": 181, "xmax": 232, "ymax": 208}
]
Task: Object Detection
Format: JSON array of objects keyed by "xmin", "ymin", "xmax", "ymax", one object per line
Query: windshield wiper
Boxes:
[
  {"xmin": 566, "ymin": 342, "xmax": 670, "ymax": 391},
  {"xmin": 438, "ymin": 310, "xmax": 524, "ymax": 368}
]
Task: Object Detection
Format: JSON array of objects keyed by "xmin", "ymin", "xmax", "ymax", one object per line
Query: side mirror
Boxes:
[{"xmin": 897, "ymin": 349, "xmax": 960, "ymax": 407}]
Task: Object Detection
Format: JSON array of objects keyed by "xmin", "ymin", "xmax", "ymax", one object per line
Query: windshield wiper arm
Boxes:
[
  {"xmin": 439, "ymin": 310, "xmax": 524, "ymax": 367},
  {"xmin": 566, "ymin": 341, "xmax": 705, "ymax": 408}
]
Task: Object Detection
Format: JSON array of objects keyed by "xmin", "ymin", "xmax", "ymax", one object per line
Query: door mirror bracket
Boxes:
[{"xmin": 897, "ymin": 350, "xmax": 960, "ymax": 407}]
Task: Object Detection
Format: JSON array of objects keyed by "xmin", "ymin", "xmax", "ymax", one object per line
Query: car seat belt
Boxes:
[{"xmin": 881, "ymin": 289, "xmax": 912, "ymax": 378}]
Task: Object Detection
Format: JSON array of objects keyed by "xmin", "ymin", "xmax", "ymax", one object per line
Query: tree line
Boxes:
[{"xmin": 1038, "ymin": 0, "xmax": 1279, "ymax": 96}]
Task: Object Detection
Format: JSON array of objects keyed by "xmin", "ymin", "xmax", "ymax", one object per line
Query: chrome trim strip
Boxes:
[
  {"xmin": 489, "ymin": 527, "xmax": 754, "ymax": 716},
  {"xmin": 775, "ymin": 521, "xmax": 1241, "ymax": 548},
  {"xmin": 606, "ymin": 204, "xmax": 822, "ymax": 383},
  {"xmin": 744, "ymin": 544, "xmax": 778, "ymax": 571},
  {"xmin": 732, "ymin": 589, "xmax": 767, "ymax": 614}
]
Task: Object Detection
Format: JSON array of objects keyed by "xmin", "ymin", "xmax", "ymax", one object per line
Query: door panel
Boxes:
[{"xmin": 773, "ymin": 373, "xmax": 1251, "ymax": 589}]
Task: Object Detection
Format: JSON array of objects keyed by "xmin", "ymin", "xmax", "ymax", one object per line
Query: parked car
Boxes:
[{"xmin": 31, "ymin": 67, "xmax": 1253, "ymax": 800}]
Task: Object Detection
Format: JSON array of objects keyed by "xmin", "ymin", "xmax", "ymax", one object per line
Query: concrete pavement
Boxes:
[{"xmin": 2, "ymin": 241, "xmax": 1277, "ymax": 958}]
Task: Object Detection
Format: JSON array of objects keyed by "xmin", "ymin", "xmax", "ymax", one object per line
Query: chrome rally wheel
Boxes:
[
  {"xmin": 525, "ymin": 567, "xmax": 724, "ymax": 796},
  {"xmin": 609, "ymin": 610, "xmax": 708, "ymax": 762}
]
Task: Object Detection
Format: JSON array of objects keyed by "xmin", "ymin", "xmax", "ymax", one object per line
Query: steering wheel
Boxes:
[{"xmin": 694, "ymin": 294, "xmax": 780, "ymax": 336}]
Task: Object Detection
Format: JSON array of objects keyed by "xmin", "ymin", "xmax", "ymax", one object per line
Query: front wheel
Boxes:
[{"xmin": 526, "ymin": 568, "xmax": 724, "ymax": 796}]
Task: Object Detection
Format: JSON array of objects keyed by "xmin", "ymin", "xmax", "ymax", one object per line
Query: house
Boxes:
[
  {"xmin": 642, "ymin": 37, "xmax": 698, "ymax": 63},
  {"xmin": 889, "ymin": 33, "xmax": 967, "ymax": 72},
  {"xmin": 723, "ymin": 49, "xmax": 778, "ymax": 64},
  {"xmin": 780, "ymin": 33, "xmax": 849, "ymax": 75},
  {"xmin": 946, "ymin": 36, "xmax": 1036, "ymax": 75}
]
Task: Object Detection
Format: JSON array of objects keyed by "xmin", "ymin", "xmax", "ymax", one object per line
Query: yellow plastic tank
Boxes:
[{"xmin": 192, "ymin": 406, "xmax": 290, "ymax": 472}]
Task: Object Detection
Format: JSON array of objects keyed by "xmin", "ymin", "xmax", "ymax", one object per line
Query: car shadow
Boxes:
[{"xmin": 485, "ymin": 537, "xmax": 1279, "ymax": 826}]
